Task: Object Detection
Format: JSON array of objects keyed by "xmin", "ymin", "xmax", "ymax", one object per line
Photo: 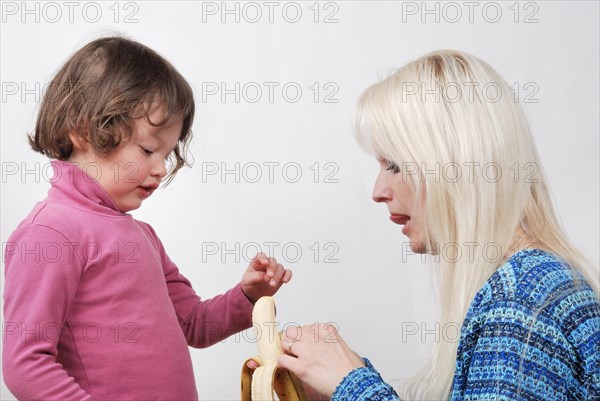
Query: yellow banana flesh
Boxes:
[{"xmin": 241, "ymin": 297, "xmax": 308, "ymax": 401}]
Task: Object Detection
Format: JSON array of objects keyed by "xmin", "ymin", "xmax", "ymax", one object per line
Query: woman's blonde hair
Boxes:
[{"xmin": 353, "ymin": 50, "xmax": 599, "ymax": 400}]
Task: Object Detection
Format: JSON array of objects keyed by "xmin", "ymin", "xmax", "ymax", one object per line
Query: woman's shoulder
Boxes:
[
  {"xmin": 479, "ymin": 249, "xmax": 597, "ymax": 307},
  {"xmin": 458, "ymin": 249, "xmax": 600, "ymax": 400},
  {"xmin": 466, "ymin": 249, "xmax": 599, "ymax": 334}
]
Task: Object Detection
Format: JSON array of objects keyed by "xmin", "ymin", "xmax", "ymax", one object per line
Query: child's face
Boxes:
[{"xmin": 69, "ymin": 105, "xmax": 183, "ymax": 212}]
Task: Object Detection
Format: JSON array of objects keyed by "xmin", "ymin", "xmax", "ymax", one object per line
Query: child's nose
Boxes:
[{"xmin": 151, "ymin": 159, "xmax": 167, "ymax": 178}]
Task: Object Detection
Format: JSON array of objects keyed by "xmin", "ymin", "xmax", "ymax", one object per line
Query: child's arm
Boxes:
[
  {"xmin": 165, "ymin": 250, "xmax": 291, "ymax": 348},
  {"xmin": 165, "ymin": 266, "xmax": 254, "ymax": 348},
  {"xmin": 3, "ymin": 224, "xmax": 94, "ymax": 400},
  {"xmin": 138, "ymin": 222, "xmax": 256, "ymax": 348}
]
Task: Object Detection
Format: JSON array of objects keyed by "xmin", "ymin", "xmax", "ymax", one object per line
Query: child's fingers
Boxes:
[
  {"xmin": 266, "ymin": 257, "xmax": 277, "ymax": 276},
  {"xmin": 248, "ymin": 253, "xmax": 273, "ymax": 274},
  {"xmin": 282, "ymin": 269, "xmax": 293, "ymax": 283},
  {"xmin": 250, "ymin": 252, "xmax": 270, "ymax": 266},
  {"xmin": 268, "ymin": 263, "xmax": 285, "ymax": 286},
  {"xmin": 258, "ymin": 261, "xmax": 276, "ymax": 278},
  {"xmin": 243, "ymin": 271, "xmax": 265, "ymax": 285}
]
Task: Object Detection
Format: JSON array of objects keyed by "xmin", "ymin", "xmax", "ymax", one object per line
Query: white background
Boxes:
[{"xmin": 1, "ymin": 1, "xmax": 598, "ymax": 400}]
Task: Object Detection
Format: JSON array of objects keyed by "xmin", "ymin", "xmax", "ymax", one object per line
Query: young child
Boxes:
[{"xmin": 3, "ymin": 36, "xmax": 292, "ymax": 401}]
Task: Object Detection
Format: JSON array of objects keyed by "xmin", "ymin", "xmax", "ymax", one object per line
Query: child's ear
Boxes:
[{"xmin": 68, "ymin": 131, "xmax": 89, "ymax": 151}]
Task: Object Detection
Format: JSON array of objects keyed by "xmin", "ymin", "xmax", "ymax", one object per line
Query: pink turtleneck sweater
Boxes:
[{"xmin": 3, "ymin": 160, "xmax": 254, "ymax": 400}]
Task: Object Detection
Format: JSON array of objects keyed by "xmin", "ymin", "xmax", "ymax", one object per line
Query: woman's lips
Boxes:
[
  {"xmin": 390, "ymin": 214, "xmax": 412, "ymax": 235},
  {"xmin": 389, "ymin": 214, "xmax": 411, "ymax": 224}
]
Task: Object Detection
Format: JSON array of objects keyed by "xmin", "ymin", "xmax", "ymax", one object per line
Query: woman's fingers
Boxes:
[{"xmin": 277, "ymin": 354, "xmax": 305, "ymax": 377}]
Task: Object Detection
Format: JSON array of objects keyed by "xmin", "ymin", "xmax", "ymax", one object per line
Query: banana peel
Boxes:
[{"xmin": 241, "ymin": 296, "xmax": 308, "ymax": 401}]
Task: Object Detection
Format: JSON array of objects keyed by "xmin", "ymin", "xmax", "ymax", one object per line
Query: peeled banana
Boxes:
[{"xmin": 241, "ymin": 296, "xmax": 308, "ymax": 401}]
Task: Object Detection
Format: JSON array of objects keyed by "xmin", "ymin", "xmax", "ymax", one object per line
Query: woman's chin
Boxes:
[{"xmin": 408, "ymin": 239, "xmax": 428, "ymax": 254}]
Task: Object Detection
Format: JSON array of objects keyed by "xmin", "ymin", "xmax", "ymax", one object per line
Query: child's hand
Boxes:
[{"xmin": 241, "ymin": 253, "xmax": 292, "ymax": 303}]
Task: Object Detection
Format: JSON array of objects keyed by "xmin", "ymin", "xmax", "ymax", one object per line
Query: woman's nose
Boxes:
[{"xmin": 372, "ymin": 174, "xmax": 392, "ymax": 203}]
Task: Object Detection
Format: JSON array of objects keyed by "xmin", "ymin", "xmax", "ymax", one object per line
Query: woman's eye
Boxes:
[{"xmin": 385, "ymin": 160, "xmax": 400, "ymax": 174}]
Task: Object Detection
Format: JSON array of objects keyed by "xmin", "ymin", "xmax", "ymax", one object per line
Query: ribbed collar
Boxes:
[{"xmin": 47, "ymin": 160, "xmax": 127, "ymax": 217}]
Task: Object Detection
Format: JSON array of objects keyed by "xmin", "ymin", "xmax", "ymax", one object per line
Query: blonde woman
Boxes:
[{"xmin": 277, "ymin": 51, "xmax": 600, "ymax": 400}]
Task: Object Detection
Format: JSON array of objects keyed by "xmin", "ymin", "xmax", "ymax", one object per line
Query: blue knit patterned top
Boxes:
[{"xmin": 332, "ymin": 249, "xmax": 600, "ymax": 400}]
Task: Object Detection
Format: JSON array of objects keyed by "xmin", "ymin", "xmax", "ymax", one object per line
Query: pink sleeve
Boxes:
[
  {"xmin": 140, "ymin": 222, "xmax": 254, "ymax": 348},
  {"xmin": 3, "ymin": 224, "xmax": 94, "ymax": 401}
]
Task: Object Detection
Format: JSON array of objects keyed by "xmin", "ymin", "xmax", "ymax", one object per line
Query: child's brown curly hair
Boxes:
[{"xmin": 29, "ymin": 35, "xmax": 195, "ymax": 184}]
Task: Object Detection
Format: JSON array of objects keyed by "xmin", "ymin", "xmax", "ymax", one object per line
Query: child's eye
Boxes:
[
  {"xmin": 385, "ymin": 160, "xmax": 400, "ymax": 174},
  {"xmin": 140, "ymin": 146, "xmax": 154, "ymax": 156}
]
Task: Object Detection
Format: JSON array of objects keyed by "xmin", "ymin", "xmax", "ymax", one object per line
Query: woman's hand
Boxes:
[
  {"xmin": 277, "ymin": 323, "xmax": 365, "ymax": 398},
  {"xmin": 241, "ymin": 253, "xmax": 292, "ymax": 303},
  {"xmin": 245, "ymin": 358, "xmax": 329, "ymax": 401}
]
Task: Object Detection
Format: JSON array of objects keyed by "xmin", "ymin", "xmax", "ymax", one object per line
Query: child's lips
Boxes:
[
  {"xmin": 137, "ymin": 187, "xmax": 151, "ymax": 197},
  {"xmin": 137, "ymin": 184, "xmax": 158, "ymax": 197}
]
